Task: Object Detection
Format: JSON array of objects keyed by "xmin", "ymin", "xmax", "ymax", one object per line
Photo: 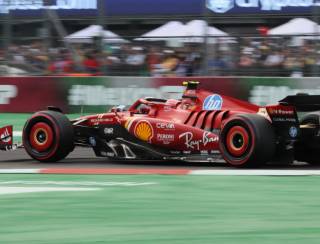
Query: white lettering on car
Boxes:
[
  {"xmin": 156, "ymin": 123, "xmax": 175, "ymax": 129},
  {"xmin": 104, "ymin": 128, "xmax": 114, "ymax": 135},
  {"xmin": 179, "ymin": 131, "xmax": 218, "ymax": 150},
  {"xmin": 156, "ymin": 134, "xmax": 174, "ymax": 144}
]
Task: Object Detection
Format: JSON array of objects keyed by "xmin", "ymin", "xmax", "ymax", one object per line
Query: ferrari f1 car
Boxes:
[{"xmin": 2, "ymin": 81, "xmax": 320, "ymax": 168}]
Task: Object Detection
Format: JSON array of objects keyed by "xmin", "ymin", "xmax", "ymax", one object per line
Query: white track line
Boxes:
[
  {"xmin": 190, "ymin": 169, "xmax": 320, "ymax": 176},
  {"xmin": 0, "ymin": 169, "xmax": 41, "ymax": 174},
  {"xmin": 13, "ymin": 131, "xmax": 22, "ymax": 137},
  {"xmin": 0, "ymin": 186, "xmax": 100, "ymax": 195},
  {"xmin": 1, "ymin": 169, "xmax": 320, "ymax": 176},
  {"xmin": 0, "ymin": 181, "xmax": 158, "ymax": 187}
]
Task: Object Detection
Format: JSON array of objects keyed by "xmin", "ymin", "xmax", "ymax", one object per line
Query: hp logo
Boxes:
[{"xmin": 203, "ymin": 94, "xmax": 223, "ymax": 110}]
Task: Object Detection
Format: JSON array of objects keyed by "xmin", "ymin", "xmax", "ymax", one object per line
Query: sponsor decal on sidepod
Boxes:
[
  {"xmin": 179, "ymin": 131, "xmax": 218, "ymax": 150},
  {"xmin": 134, "ymin": 120, "xmax": 154, "ymax": 142},
  {"xmin": 156, "ymin": 122, "xmax": 175, "ymax": 130},
  {"xmin": 203, "ymin": 94, "xmax": 223, "ymax": 111}
]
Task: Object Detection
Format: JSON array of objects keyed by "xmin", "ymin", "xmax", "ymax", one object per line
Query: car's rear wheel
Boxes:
[
  {"xmin": 23, "ymin": 111, "xmax": 74, "ymax": 162},
  {"xmin": 219, "ymin": 114, "xmax": 276, "ymax": 168}
]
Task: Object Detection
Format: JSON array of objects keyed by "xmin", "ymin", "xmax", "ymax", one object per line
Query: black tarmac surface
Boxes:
[{"xmin": 0, "ymin": 147, "xmax": 318, "ymax": 170}]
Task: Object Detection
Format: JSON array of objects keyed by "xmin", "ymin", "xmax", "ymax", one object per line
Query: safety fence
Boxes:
[{"xmin": 2, "ymin": 35, "xmax": 320, "ymax": 77}]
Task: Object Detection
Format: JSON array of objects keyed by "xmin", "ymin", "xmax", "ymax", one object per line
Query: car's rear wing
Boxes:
[{"xmin": 279, "ymin": 95, "xmax": 320, "ymax": 112}]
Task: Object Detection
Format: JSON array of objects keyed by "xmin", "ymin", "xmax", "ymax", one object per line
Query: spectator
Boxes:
[
  {"xmin": 208, "ymin": 53, "xmax": 227, "ymax": 75},
  {"xmin": 152, "ymin": 50, "xmax": 179, "ymax": 76},
  {"xmin": 283, "ymin": 52, "xmax": 304, "ymax": 77},
  {"xmin": 174, "ymin": 55, "xmax": 188, "ymax": 76},
  {"xmin": 124, "ymin": 46, "xmax": 146, "ymax": 75},
  {"xmin": 48, "ymin": 49, "xmax": 73, "ymax": 74},
  {"xmin": 4, "ymin": 35, "xmax": 320, "ymax": 77},
  {"xmin": 83, "ymin": 51, "xmax": 101, "ymax": 74},
  {"xmin": 264, "ymin": 50, "xmax": 284, "ymax": 67},
  {"xmin": 125, "ymin": 46, "xmax": 146, "ymax": 66},
  {"xmin": 239, "ymin": 53, "xmax": 255, "ymax": 68},
  {"xmin": 189, "ymin": 57, "xmax": 202, "ymax": 76},
  {"xmin": 146, "ymin": 46, "xmax": 163, "ymax": 75}
]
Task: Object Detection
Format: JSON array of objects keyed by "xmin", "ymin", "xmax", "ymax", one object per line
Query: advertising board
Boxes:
[
  {"xmin": 0, "ymin": 0, "xmax": 97, "ymax": 14},
  {"xmin": 1, "ymin": 76, "xmax": 320, "ymax": 113},
  {"xmin": 0, "ymin": 0, "xmax": 313, "ymax": 17},
  {"xmin": 0, "ymin": 77, "xmax": 67, "ymax": 113}
]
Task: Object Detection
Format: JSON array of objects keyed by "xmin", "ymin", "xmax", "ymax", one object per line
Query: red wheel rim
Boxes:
[
  {"xmin": 226, "ymin": 126, "xmax": 249, "ymax": 157},
  {"xmin": 29, "ymin": 122, "xmax": 54, "ymax": 152}
]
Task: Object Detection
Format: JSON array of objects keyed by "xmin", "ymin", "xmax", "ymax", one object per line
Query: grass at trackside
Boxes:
[
  {"xmin": 0, "ymin": 113, "xmax": 30, "ymax": 131},
  {"xmin": 1, "ymin": 174, "xmax": 320, "ymax": 244},
  {"xmin": 0, "ymin": 113, "xmax": 91, "ymax": 131}
]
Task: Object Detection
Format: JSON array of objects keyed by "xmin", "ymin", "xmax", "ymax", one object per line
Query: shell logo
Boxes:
[{"xmin": 134, "ymin": 120, "xmax": 153, "ymax": 142}]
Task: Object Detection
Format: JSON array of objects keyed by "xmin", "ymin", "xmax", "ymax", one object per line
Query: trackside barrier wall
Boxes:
[{"xmin": 1, "ymin": 76, "xmax": 320, "ymax": 113}]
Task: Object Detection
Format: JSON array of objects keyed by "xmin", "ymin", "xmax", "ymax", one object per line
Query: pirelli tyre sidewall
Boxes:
[
  {"xmin": 23, "ymin": 111, "xmax": 74, "ymax": 162},
  {"xmin": 219, "ymin": 114, "xmax": 276, "ymax": 168}
]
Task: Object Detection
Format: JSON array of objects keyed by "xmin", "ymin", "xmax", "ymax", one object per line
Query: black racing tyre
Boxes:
[
  {"xmin": 219, "ymin": 114, "xmax": 276, "ymax": 168},
  {"xmin": 295, "ymin": 112, "xmax": 320, "ymax": 165},
  {"xmin": 23, "ymin": 111, "xmax": 74, "ymax": 162}
]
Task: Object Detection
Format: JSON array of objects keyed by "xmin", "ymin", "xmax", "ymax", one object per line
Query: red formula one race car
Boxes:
[{"xmin": 2, "ymin": 81, "xmax": 320, "ymax": 167}]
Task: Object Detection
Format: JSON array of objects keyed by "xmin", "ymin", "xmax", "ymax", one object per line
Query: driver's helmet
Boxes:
[{"xmin": 139, "ymin": 104, "xmax": 150, "ymax": 114}]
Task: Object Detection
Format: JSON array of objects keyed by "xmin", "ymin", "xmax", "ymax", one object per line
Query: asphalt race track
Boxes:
[
  {"xmin": 0, "ymin": 147, "xmax": 226, "ymax": 169},
  {"xmin": 0, "ymin": 147, "xmax": 318, "ymax": 170}
]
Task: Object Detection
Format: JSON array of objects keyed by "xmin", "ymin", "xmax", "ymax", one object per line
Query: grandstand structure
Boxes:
[{"xmin": 0, "ymin": 0, "xmax": 320, "ymax": 76}]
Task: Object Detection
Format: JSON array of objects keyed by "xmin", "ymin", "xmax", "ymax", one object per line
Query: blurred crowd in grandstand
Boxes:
[{"xmin": 0, "ymin": 37, "xmax": 319, "ymax": 77}]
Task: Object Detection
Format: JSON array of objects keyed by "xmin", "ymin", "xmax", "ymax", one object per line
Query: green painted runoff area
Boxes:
[{"xmin": 0, "ymin": 174, "xmax": 320, "ymax": 244}]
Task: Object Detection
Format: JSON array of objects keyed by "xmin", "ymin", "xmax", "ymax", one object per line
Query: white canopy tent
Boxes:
[
  {"xmin": 182, "ymin": 20, "xmax": 228, "ymax": 43},
  {"xmin": 269, "ymin": 18, "xmax": 320, "ymax": 36},
  {"xmin": 135, "ymin": 20, "xmax": 229, "ymax": 43},
  {"xmin": 135, "ymin": 21, "xmax": 186, "ymax": 41},
  {"xmin": 65, "ymin": 25, "xmax": 128, "ymax": 44}
]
